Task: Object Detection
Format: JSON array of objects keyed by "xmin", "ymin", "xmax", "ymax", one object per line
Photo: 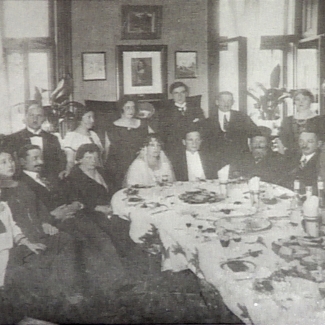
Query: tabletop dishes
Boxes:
[
  {"xmin": 179, "ymin": 189, "xmax": 224, "ymax": 204},
  {"xmin": 215, "ymin": 217, "xmax": 272, "ymax": 234}
]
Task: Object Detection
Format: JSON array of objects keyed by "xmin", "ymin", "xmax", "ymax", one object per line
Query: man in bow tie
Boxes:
[
  {"xmin": 202, "ymin": 91, "xmax": 261, "ymax": 164},
  {"xmin": 159, "ymin": 81, "xmax": 205, "ymax": 157},
  {"xmin": 3, "ymin": 101, "xmax": 65, "ymax": 178},
  {"xmin": 171, "ymin": 126, "xmax": 223, "ymax": 181}
]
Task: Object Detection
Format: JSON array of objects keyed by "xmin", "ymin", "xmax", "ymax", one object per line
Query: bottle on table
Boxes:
[
  {"xmin": 306, "ymin": 186, "xmax": 313, "ymax": 199},
  {"xmin": 317, "ymin": 176, "xmax": 325, "ymax": 226},
  {"xmin": 290, "ymin": 179, "xmax": 302, "ymax": 225}
]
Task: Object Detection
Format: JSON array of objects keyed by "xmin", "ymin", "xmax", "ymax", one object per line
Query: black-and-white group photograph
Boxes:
[{"xmin": 0, "ymin": 1, "xmax": 325, "ymax": 324}]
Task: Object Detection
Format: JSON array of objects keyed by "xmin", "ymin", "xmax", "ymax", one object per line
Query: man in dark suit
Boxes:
[
  {"xmin": 159, "ymin": 82, "xmax": 205, "ymax": 157},
  {"xmin": 203, "ymin": 91, "xmax": 260, "ymax": 164},
  {"xmin": 230, "ymin": 126, "xmax": 287, "ymax": 185},
  {"xmin": 172, "ymin": 127, "xmax": 222, "ymax": 181},
  {"xmin": 3, "ymin": 101, "xmax": 65, "ymax": 178},
  {"xmin": 17, "ymin": 144, "xmax": 132, "ymax": 298},
  {"xmin": 282, "ymin": 130, "xmax": 323, "ymax": 191}
]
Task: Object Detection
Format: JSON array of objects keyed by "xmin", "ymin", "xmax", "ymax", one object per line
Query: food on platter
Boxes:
[
  {"xmin": 272, "ymin": 236, "xmax": 325, "ymax": 282},
  {"xmin": 215, "ymin": 217, "xmax": 271, "ymax": 234},
  {"xmin": 179, "ymin": 189, "xmax": 224, "ymax": 204}
]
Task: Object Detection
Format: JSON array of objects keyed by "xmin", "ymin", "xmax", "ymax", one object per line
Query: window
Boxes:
[
  {"xmin": 218, "ymin": 0, "xmax": 297, "ymax": 130},
  {"xmin": 2, "ymin": 0, "xmax": 53, "ymax": 109}
]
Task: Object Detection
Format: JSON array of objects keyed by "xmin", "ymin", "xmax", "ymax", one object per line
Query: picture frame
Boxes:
[
  {"xmin": 82, "ymin": 52, "xmax": 106, "ymax": 81},
  {"xmin": 117, "ymin": 45, "xmax": 167, "ymax": 100},
  {"xmin": 175, "ymin": 51, "xmax": 198, "ymax": 79},
  {"xmin": 121, "ymin": 5, "xmax": 162, "ymax": 40}
]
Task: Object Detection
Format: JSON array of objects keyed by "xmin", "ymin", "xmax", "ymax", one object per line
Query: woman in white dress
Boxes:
[
  {"xmin": 124, "ymin": 134, "xmax": 175, "ymax": 187},
  {"xmin": 62, "ymin": 105, "xmax": 103, "ymax": 177}
]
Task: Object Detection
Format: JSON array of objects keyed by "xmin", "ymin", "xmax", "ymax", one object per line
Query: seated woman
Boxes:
[
  {"xmin": 105, "ymin": 96, "xmax": 150, "ymax": 191},
  {"xmin": 68, "ymin": 143, "xmax": 143, "ymax": 262},
  {"xmin": 62, "ymin": 104, "xmax": 103, "ymax": 177},
  {"xmin": 124, "ymin": 134, "xmax": 175, "ymax": 187}
]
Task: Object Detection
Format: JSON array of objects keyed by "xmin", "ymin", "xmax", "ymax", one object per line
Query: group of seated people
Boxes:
[{"xmin": 0, "ymin": 81, "xmax": 324, "ymax": 322}]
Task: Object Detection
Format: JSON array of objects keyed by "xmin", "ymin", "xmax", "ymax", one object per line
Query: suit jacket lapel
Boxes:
[{"xmin": 22, "ymin": 128, "xmax": 32, "ymax": 143}]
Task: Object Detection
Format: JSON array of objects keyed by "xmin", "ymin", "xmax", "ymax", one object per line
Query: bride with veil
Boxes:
[{"xmin": 124, "ymin": 134, "xmax": 175, "ymax": 187}]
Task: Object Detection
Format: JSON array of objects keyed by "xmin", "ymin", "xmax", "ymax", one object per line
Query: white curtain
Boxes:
[{"xmin": 0, "ymin": 34, "xmax": 12, "ymax": 135}]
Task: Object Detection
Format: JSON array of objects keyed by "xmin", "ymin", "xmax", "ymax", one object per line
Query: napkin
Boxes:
[
  {"xmin": 218, "ymin": 165, "xmax": 230, "ymax": 183},
  {"xmin": 303, "ymin": 195, "xmax": 319, "ymax": 217},
  {"xmin": 248, "ymin": 176, "xmax": 260, "ymax": 191}
]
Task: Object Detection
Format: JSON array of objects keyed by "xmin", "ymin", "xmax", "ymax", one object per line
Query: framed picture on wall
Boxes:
[
  {"xmin": 121, "ymin": 5, "xmax": 162, "ymax": 40},
  {"xmin": 117, "ymin": 45, "xmax": 167, "ymax": 100},
  {"xmin": 82, "ymin": 52, "xmax": 106, "ymax": 81},
  {"xmin": 175, "ymin": 51, "xmax": 198, "ymax": 79}
]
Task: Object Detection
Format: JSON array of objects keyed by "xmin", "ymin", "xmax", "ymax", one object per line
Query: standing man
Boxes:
[
  {"xmin": 203, "ymin": 91, "xmax": 260, "ymax": 164},
  {"xmin": 3, "ymin": 101, "xmax": 65, "ymax": 178},
  {"xmin": 159, "ymin": 82, "xmax": 205, "ymax": 157}
]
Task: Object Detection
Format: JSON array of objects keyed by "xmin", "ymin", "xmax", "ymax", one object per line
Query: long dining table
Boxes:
[{"xmin": 111, "ymin": 179, "xmax": 325, "ymax": 325}]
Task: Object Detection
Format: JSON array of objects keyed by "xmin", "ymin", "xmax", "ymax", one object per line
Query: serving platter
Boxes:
[
  {"xmin": 215, "ymin": 217, "xmax": 272, "ymax": 234},
  {"xmin": 179, "ymin": 189, "xmax": 224, "ymax": 204}
]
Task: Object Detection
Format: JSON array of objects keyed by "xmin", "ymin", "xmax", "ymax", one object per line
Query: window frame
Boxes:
[{"xmin": 0, "ymin": 0, "xmax": 55, "ymax": 104}]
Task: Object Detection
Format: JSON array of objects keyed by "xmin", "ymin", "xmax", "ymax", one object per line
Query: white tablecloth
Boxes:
[{"xmin": 111, "ymin": 180, "xmax": 325, "ymax": 325}]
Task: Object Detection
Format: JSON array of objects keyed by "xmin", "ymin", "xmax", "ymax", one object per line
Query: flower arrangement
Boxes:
[
  {"xmin": 247, "ymin": 64, "xmax": 291, "ymax": 120},
  {"xmin": 34, "ymin": 75, "xmax": 83, "ymax": 136}
]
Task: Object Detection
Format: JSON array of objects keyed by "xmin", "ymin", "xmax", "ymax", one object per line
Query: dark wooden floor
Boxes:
[{"xmin": 1, "ymin": 248, "xmax": 243, "ymax": 325}]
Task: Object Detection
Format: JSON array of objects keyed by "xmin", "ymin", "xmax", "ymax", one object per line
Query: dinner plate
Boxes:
[
  {"xmin": 215, "ymin": 217, "xmax": 272, "ymax": 234},
  {"xmin": 221, "ymin": 260, "xmax": 256, "ymax": 279}
]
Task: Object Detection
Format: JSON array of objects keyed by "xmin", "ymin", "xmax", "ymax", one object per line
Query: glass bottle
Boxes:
[
  {"xmin": 318, "ymin": 176, "xmax": 325, "ymax": 226},
  {"xmin": 290, "ymin": 179, "xmax": 302, "ymax": 225},
  {"xmin": 318, "ymin": 176, "xmax": 325, "ymax": 208}
]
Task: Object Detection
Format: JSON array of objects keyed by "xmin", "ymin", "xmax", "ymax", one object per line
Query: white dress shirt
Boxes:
[
  {"xmin": 23, "ymin": 170, "xmax": 48, "ymax": 188},
  {"xmin": 300, "ymin": 152, "xmax": 316, "ymax": 165},
  {"xmin": 175, "ymin": 102, "xmax": 187, "ymax": 113},
  {"xmin": 27, "ymin": 127, "xmax": 43, "ymax": 150},
  {"xmin": 218, "ymin": 110, "xmax": 231, "ymax": 132},
  {"xmin": 186, "ymin": 151, "xmax": 206, "ymax": 181}
]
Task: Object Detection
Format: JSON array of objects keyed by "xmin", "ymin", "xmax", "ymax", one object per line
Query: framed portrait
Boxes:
[
  {"xmin": 175, "ymin": 51, "xmax": 198, "ymax": 79},
  {"xmin": 121, "ymin": 5, "xmax": 162, "ymax": 40},
  {"xmin": 117, "ymin": 45, "xmax": 167, "ymax": 100},
  {"xmin": 82, "ymin": 52, "xmax": 106, "ymax": 81}
]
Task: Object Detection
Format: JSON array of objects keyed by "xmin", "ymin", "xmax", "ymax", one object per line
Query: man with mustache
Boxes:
[
  {"xmin": 282, "ymin": 127, "xmax": 324, "ymax": 192},
  {"xmin": 3, "ymin": 101, "xmax": 65, "ymax": 178},
  {"xmin": 230, "ymin": 126, "xmax": 287, "ymax": 185}
]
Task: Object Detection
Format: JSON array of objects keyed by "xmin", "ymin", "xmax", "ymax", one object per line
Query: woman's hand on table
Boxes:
[{"xmin": 95, "ymin": 205, "xmax": 113, "ymax": 216}]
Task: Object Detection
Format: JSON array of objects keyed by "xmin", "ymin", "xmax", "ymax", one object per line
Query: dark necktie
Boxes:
[
  {"xmin": 300, "ymin": 157, "xmax": 308, "ymax": 169},
  {"xmin": 223, "ymin": 115, "xmax": 229, "ymax": 132},
  {"xmin": 177, "ymin": 105, "xmax": 186, "ymax": 116}
]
